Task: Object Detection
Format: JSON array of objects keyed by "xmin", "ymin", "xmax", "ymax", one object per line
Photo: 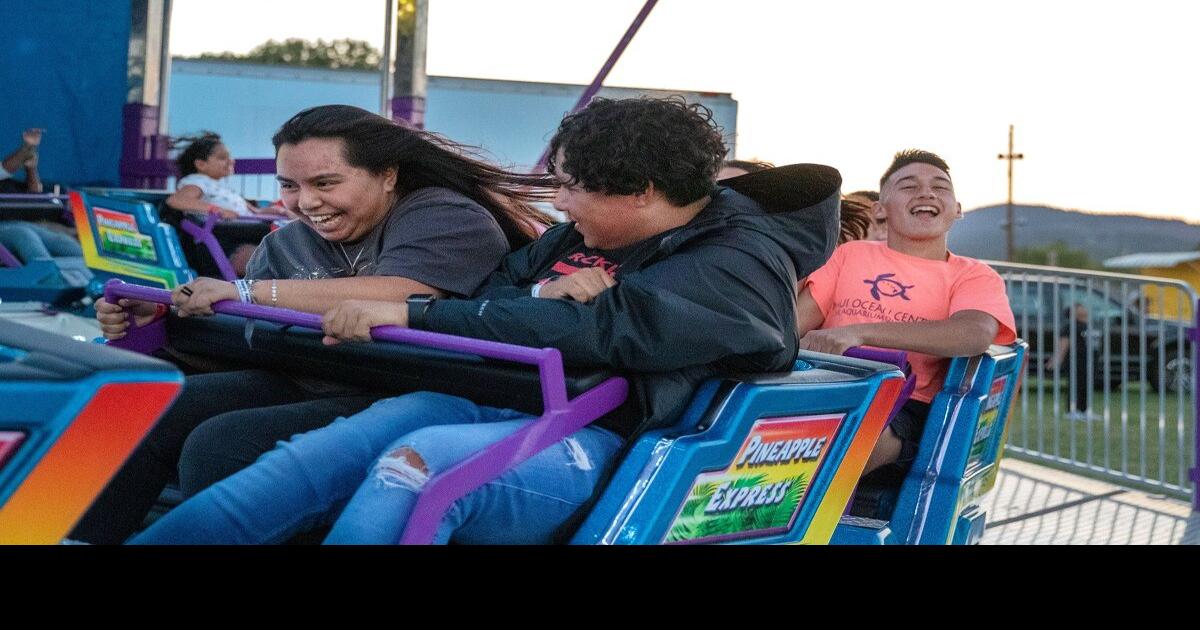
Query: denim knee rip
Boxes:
[
  {"xmin": 562, "ymin": 438, "xmax": 594, "ymax": 471},
  {"xmin": 373, "ymin": 447, "xmax": 430, "ymax": 490}
]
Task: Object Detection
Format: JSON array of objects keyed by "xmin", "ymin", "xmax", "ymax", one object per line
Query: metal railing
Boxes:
[
  {"xmin": 987, "ymin": 261, "xmax": 1198, "ymax": 505},
  {"xmin": 164, "ymin": 174, "xmax": 280, "ymax": 202}
]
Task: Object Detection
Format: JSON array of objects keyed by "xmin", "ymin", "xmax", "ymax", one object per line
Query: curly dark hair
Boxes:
[
  {"xmin": 172, "ymin": 131, "xmax": 224, "ymax": 177},
  {"xmin": 879, "ymin": 149, "xmax": 951, "ymax": 188},
  {"xmin": 546, "ymin": 97, "xmax": 727, "ymax": 206}
]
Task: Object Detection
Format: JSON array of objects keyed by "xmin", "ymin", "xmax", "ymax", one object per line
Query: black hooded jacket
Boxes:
[{"xmin": 418, "ymin": 165, "xmax": 841, "ymax": 438}]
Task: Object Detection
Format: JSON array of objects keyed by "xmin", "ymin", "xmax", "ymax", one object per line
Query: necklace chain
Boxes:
[{"xmin": 338, "ymin": 242, "xmax": 367, "ymax": 275}]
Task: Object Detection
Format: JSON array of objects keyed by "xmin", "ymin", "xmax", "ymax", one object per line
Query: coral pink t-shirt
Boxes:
[{"xmin": 803, "ymin": 240, "xmax": 1016, "ymax": 402}]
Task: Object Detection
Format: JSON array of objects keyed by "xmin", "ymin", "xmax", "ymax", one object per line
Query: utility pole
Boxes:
[{"xmin": 998, "ymin": 124, "xmax": 1024, "ymax": 261}]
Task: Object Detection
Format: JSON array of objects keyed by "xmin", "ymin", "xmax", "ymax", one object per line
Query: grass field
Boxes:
[{"xmin": 1005, "ymin": 377, "xmax": 1196, "ymax": 497}]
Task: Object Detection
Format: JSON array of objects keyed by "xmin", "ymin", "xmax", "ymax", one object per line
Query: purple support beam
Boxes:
[
  {"xmin": 121, "ymin": 157, "xmax": 278, "ymax": 181},
  {"xmin": 120, "ymin": 103, "xmax": 170, "ymax": 189},
  {"xmin": 533, "ymin": 0, "xmax": 660, "ymax": 171},
  {"xmin": 390, "ymin": 96, "xmax": 427, "ymax": 129}
]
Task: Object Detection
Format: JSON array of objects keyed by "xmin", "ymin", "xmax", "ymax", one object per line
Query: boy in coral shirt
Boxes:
[{"xmin": 796, "ymin": 150, "xmax": 1017, "ymax": 484}]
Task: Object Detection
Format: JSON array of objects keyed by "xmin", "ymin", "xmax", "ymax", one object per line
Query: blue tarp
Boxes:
[{"xmin": 0, "ymin": 1, "xmax": 130, "ymax": 186}]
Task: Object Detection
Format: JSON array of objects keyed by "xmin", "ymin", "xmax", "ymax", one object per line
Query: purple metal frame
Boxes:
[
  {"xmin": 0, "ymin": 194, "xmax": 70, "ymax": 202},
  {"xmin": 844, "ymin": 347, "xmax": 918, "ymax": 426},
  {"xmin": 390, "ymin": 96, "xmax": 426, "ymax": 129},
  {"xmin": 175, "ymin": 211, "xmax": 282, "ymax": 282},
  {"xmin": 533, "ymin": 0, "xmax": 659, "ymax": 170},
  {"xmin": 177, "ymin": 213, "xmax": 237, "ymax": 281},
  {"xmin": 101, "ymin": 279, "xmax": 629, "ymax": 543},
  {"xmin": 0, "ymin": 242, "xmax": 22, "ymax": 268}
]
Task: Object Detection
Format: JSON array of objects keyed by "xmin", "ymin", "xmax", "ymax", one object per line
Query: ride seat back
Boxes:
[
  {"xmin": 0, "ymin": 321, "xmax": 182, "ymax": 544},
  {"xmin": 70, "ymin": 191, "xmax": 195, "ymax": 290},
  {"xmin": 572, "ymin": 353, "xmax": 906, "ymax": 545},
  {"xmin": 835, "ymin": 341, "xmax": 1027, "ymax": 545}
]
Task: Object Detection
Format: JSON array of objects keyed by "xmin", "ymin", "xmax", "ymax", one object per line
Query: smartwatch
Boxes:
[{"xmin": 406, "ymin": 294, "xmax": 436, "ymax": 330}]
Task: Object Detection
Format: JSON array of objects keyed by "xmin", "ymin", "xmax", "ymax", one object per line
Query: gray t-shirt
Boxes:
[{"xmin": 245, "ymin": 186, "xmax": 508, "ymax": 297}]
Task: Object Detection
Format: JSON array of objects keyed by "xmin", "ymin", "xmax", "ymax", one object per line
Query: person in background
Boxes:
[
  {"xmin": 1046, "ymin": 303, "xmax": 1094, "ymax": 421},
  {"xmin": 0, "ymin": 128, "xmax": 43, "ymax": 193},
  {"xmin": 846, "ymin": 190, "xmax": 886, "ymax": 241},
  {"xmin": 70, "ymin": 104, "xmax": 552, "ymax": 544},
  {"xmin": 126, "ymin": 96, "xmax": 837, "ymax": 545},
  {"xmin": 795, "ymin": 149, "xmax": 1016, "ymax": 487},
  {"xmin": 838, "ymin": 194, "xmax": 873, "ymax": 244}
]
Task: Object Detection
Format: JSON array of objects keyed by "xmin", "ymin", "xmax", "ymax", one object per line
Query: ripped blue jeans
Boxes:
[{"xmin": 128, "ymin": 392, "xmax": 623, "ymax": 545}]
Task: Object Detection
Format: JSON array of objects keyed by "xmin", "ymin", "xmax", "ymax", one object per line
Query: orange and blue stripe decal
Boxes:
[
  {"xmin": 0, "ymin": 381, "xmax": 180, "ymax": 544},
  {"xmin": 797, "ymin": 375, "xmax": 904, "ymax": 544}
]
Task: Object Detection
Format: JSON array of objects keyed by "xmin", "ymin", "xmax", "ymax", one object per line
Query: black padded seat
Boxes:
[
  {"xmin": 0, "ymin": 200, "xmax": 67, "ymax": 222},
  {"xmin": 165, "ymin": 313, "xmax": 614, "ymax": 416},
  {"xmin": 158, "ymin": 205, "xmax": 272, "ymax": 278}
]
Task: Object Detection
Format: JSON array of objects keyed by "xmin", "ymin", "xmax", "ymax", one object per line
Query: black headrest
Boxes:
[{"xmin": 720, "ymin": 164, "xmax": 842, "ymax": 214}]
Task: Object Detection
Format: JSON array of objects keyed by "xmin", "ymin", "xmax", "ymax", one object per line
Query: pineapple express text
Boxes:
[{"xmin": 701, "ymin": 435, "xmax": 829, "ymax": 515}]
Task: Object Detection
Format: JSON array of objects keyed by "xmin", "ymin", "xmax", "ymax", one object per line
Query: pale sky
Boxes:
[{"xmin": 171, "ymin": 0, "xmax": 1200, "ymax": 222}]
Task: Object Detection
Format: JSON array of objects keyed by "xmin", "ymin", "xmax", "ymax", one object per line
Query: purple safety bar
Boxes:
[
  {"xmin": 844, "ymin": 346, "xmax": 909, "ymax": 370},
  {"xmin": 102, "ymin": 279, "xmax": 629, "ymax": 543},
  {"xmin": 843, "ymin": 346, "xmax": 917, "ymax": 430},
  {"xmin": 176, "ymin": 211, "xmax": 282, "ymax": 282}
]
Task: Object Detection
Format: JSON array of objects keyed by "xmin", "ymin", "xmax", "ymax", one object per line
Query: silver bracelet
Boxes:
[{"xmin": 270, "ymin": 279, "xmax": 279, "ymax": 306}]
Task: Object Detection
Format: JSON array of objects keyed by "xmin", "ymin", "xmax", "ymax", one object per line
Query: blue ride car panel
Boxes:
[
  {"xmin": 830, "ymin": 341, "xmax": 1028, "ymax": 545},
  {"xmin": 0, "ymin": 322, "xmax": 182, "ymax": 543},
  {"xmin": 574, "ymin": 355, "xmax": 906, "ymax": 545}
]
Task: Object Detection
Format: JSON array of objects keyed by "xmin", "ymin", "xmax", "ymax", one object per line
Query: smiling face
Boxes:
[
  {"xmin": 276, "ymin": 138, "xmax": 398, "ymax": 243},
  {"xmin": 194, "ymin": 143, "xmax": 235, "ymax": 179},
  {"xmin": 550, "ymin": 149, "xmax": 648, "ymax": 250},
  {"xmin": 552, "ymin": 174, "xmax": 642, "ymax": 250},
  {"xmin": 879, "ymin": 162, "xmax": 962, "ymax": 243}
]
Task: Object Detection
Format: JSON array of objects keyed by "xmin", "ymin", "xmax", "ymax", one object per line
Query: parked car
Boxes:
[{"xmin": 1003, "ymin": 274, "xmax": 1191, "ymax": 393}]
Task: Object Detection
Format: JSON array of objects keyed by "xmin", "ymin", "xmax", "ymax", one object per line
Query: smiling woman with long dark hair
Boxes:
[{"xmin": 70, "ymin": 104, "xmax": 555, "ymax": 544}]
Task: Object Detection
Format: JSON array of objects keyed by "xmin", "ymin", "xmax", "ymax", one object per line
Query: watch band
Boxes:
[{"xmin": 407, "ymin": 294, "xmax": 436, "ymax": 330}]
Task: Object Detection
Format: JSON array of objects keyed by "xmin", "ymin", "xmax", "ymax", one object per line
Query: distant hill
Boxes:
[{"xmin": 948, "ymin": 205, "xmax": 1200, "ymax": 262}]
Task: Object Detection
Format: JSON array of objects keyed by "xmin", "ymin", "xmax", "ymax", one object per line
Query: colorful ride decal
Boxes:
[
  {"xmin": 70, "ymin": 192, "xmax": 189, "ymax": 289},
  {"xmin": 94, "ymin": 207, "xmax": 158, "ymax": 262},
  {"xmin": 966, "ymin": 375, "xmax": 1008, "ymax": 474},
  {"xmin": 664, "ymin": 414, "xmax": 843, "ymax": 544},
  {"xmin": 0, "ymin": 381, "xmax": 180, "ymax": 544}
]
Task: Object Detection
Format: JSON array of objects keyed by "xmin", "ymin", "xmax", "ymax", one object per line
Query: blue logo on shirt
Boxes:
[{"xmin": 864, "ymin": 273, "xmax": 914, "ymax": 301}]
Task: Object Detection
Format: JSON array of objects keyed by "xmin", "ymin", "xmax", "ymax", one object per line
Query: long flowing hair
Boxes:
[
  {"xmin": 172, "ymin": 131, "xmax": 224, "ymax": 177},
  {"xmin": 273, "ymin": 105, "xmax": 554, "ymax": 249}
]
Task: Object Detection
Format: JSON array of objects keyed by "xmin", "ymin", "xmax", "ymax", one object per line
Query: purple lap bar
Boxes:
[
  {"xmin": 102, "ymin": 279, "xmax": 629, "ymax": 544},
  {"xmin": 177, "ymin": 211, "xmax": 282, "ymax": 282},
  {"xmin": 844, "ymin": 346, "xmax": 917, "ymax": 426}
]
